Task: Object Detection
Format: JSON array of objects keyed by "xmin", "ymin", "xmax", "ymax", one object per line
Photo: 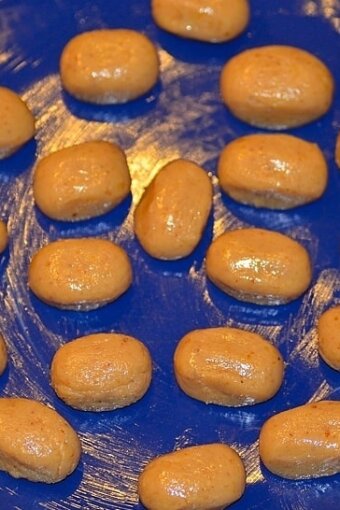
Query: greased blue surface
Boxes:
[{"xmin": 0, "ymin": 1, "xmax": 339, "ymax": 508}]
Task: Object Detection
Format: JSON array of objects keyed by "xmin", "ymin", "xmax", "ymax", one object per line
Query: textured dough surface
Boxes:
[
  {"xmin": 33, "ymin": 141, "xmax": 131, "ymax": 221},
  {"xmin": 138, "ymin": 443, "xmax": 246, "ymax": 510},
  {"xmin": 220, "ymin": 45, "xmax": 334, "ymax": 129},
  {"xmin": 60, "ymin": 29, "xmax": 159, "ymax": 104},
  {"xmin": 28, "ymin": 238, "xmax": 132, "ymax": 310},
  {"xmin": 317, "ymin": 306, "xmax": 340, "ymax": 370},
  {"xmin": 0, "ymin": 87, "xmax": 35, "ymax": 159},
  {"xmin": 206, "ymin": 228, "xmax": 312, "ymax": 305},
  {"xmin": 51, "ymin": 333, "xmax": 152, "ymax": 411},
  {"xmin": 134, "ymin": 159, "xmax": 212, "ymax": 259},
  {"xmin": 0, "ymin": 398, "xmax": 81, "ymax": 483},
  {"xmin": 152, "ymin": 0, "xmax": 250, "ymax": 42},
  {"xmin": 259, "ymin": 401, "xmax": 340, "ymax": 479},
  {"xmin": 174, "ymin": 327, "xmax": 284, "ymax": 406},
  {"xmin": 218, "ymin": 134, "xmax": 328, "ymax": 209}
]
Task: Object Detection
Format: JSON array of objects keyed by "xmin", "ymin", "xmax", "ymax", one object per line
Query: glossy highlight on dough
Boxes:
[
  {"xmin": 206, "ymin": 228, "xmax": 312, "ymax": 305},
  {"xmin": 138, "ymin": 443, "xmax": 246, "ymax": 510},
  {"xmin": 33, "ymin": 141, "xmax": 131, "ymax": 221},
  {"xmin": 220, "ymin": 45, "xmax": 334, "ymax": 129},
  {"xmin": 51, "ymin": 333, "xmax": 152, "ymax": 411},
  {"xmin": 174, "ymin": 327, "xmax": 284, "ymax": 406},
  {"xmin": 151, "ymin": 0, "xmax": 250, "ymax": 43},
  {"xmin": 28, "ymin": 238, "xmax": 132, "ymax": 310},
  {"xmin": 0, "ymin": 398, "xmax": 81, "ymax": 483},
  {"xmin": 60, "ymin": 29, "xmax": 159, "ymax": 104}
]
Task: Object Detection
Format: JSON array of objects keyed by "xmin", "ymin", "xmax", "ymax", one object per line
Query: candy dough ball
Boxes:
[
  {"xmin": 0, "ymin": 87, "xmax": 35, "ymax": 159},
  {"xmin": 0, "ymin": 335, "xmax": 7, "ymax": 376},
  {"xmin": 220, "ymin": 45, "xmax": 334, "ymax": 129},
  {"xmin": 33, "ymin": 141, "xmax": 131, "ymax": 221},
  {"xmin": 51, "ymin": 333, "xmax": 152, "ymax": 411},
  {"xmin": 152, "ymin": 0, "xmax": 250, "ymax": 43},
  {"xmin": 60, "ymin": 29, "xmax": 159, "ymax": 104},
  {"xmin": 28, "ymin": 238, "xmax": 132, "ymax": 311},
  {"xmin": 317, "ymin": 306, "xmax": 340, "ymax": 370},
  {"xmin": 0, "ymin": 398, "xmax": 81, "ymax": 483},
  {"xmin": 0, "ymin": 221, "xmax": 8, "ymax": 254},
  {"xmin": 218, "ymin": 134, "xmax": 328, "ymax": 209}
]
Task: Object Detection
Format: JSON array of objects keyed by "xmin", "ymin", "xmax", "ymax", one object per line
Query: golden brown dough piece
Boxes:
[
  {"xmin": 259, "ymin": 401, "xmax": 340, "ymax": 479},
  {"xmin": 0, "ymin": 334, "xmax": 8, "ymax": 376},
  {"xmin": 51, "ymin": 333, "xmax": 152, "ymax": 411},
  {"xmin": 0, "ymin": 398, "xmax": 81, "ymax": 483},
  {"xmin": 0, "ymin": 221, "xmax": 8, "ymax": 254},
  {"xmin": 138, "ymin": 443, "xmax": 246, "ymax": 510},
  {"xmin": 33, "ymin": 141, "xmax": 131, "ymax": 221},
  {"xmin": 28, "ymin": 238, "xmax": 132, "ymax": 310},
  {"xmin": 220, "ymin": 45, "xmax": 334, "ymax": 129},
  {"xmin": 206, "ymin": 228, "xmax": 312, "ymax": 305},
  {"xmin": 152, "ymin": 0, "xmax": 250, "ymax": 43},
  {"xmin": 317, "ymin": 305, "xmax": 340, "ymax": 370},
  {"xmin": 60, "ymin": 29, "xmax": 159, "ymax": 104},
  {"xmin": 0, "ymin": 87, "xmax": 35, "ymax": 159}
]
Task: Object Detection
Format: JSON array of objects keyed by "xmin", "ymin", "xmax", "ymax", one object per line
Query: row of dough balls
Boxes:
[{"xmin": 0, "ymin": 36, "xmax": 337, "ymax": 160}]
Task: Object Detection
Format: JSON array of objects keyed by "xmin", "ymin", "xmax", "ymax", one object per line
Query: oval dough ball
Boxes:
[
  {"xmin": 151, "ymin": 0, "xmax": 250, "ymax": 43},
  {"xmin": 206, "ymin": 228, "xmax": 312, "ymax": 305},
  {"xmin": 28, "ymin": 238, "xmax": 132, "ymax": 310},
  {"xmin": 220, "ymin": 45, "xmax": 334, "ymax": 129},
  {"xmin": 33, "ymin": 141, "xmax": 131, "ymax": 221},
  {"xmin": 51, "ymin": 333, "xmax": 152, "ymax": 411},
  {"xmin": 0, "ymin": 221, "xmax": 8, "ymax": 253},
  {"xmin": 0, "ymin": 334, "xmax": 8, "ymax": 376},
  {"xmin": 0, "ymin": 87, "xmax": 35, "ymax": 159},
  {"xmin": 259, "ymin": 400, "xmax": 340, "ymax": 479},
  {"xmin": 218, "ymin": 134, "xmax": 328, "ymax": 209},
  {"xmin": 138, "ymin": 443, "xmax": 245, "ymax": 510},
  {"xmin": 134, "ymin": 159, "xmax": 212, "ymax": 260},
  {"xmin": 60, "ymin": 29, "xmax": 159, "ymax": 104},
  {"xmin": 0, "ymin": 398, "xmax": 81, "ymax": 483},
  {"xmin": 317, "ymin": 306, "xmax": 340, "ymax": 370},
  {"xmin": 174, "ymin": 327, "xmax": 284, "ymax": 406}
]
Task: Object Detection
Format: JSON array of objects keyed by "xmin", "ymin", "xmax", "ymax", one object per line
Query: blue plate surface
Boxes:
[{"xmin": 0, "ymin": 0, "xmax": 339, "ymax": 508}]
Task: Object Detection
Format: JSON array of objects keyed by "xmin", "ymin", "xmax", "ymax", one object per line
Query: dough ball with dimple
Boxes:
[
  {"xmin": 0, "ymin": 334, "xmax": 8, "ymax": 376},
  {"xmin": 33, "ymin": 141, "xmax": 131, "ymax": 221},
  {"xmin": 218, "ymin": 134, "xmax": 328, "ymax": 209},
  {"xmin": 152, "ymin": 0, "xmax": 250, "ymax": 43},
  {"xmin": 28, "ymin": 238, "xmax": 132, "ymax": 311},
  {"xmin": 220, "ymin": 45, "xmax": 334, "ymax": 129},
  {"xmin": 317, "ymin": 306, "xmax": 340, "ymax": 370},
  {"xmin": 174, "ymin": 327, "xmax": 284, "ymax": 406},
  {"xmin": 60, "ymin": 29, "xmax": 159, "ymax": 104},
  {"xmin": 0, "ymin": 87, "xmax": 35, "ymax": 159},
  {"xmin": 259, "ymin": 400, "xmax": 340, "ymax": 479},
  {"xmin": 51, "ymin": 333, "xmax": 152, "ymax": 411},
  {"xmin": 138, "ymin": 443, "xmax": 246, "ymax": 510},
  {"xmin": 0, "ymin": 398, "xmax": 81, "ymax": 483},
  {"xmin": 206, "ymin": 228, "xmax": 312, "ymax": 305},
  {"xmin": 0, "ymin": 221, "xmax": 8, "ymax": 254},
  {"xmin": 134, "ymin": 159, "xmax": 212, "ymax": 260}
]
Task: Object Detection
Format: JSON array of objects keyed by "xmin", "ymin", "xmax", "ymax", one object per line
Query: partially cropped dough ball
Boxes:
[
  {"xmin": 0, "ymin": 398, "xmax": 81, "ymax": 483},
  {"xmin": 33, "ymin": 141, "xmax": 131, "ymax": 221},
  {"xmin": 220, "ymin": 45, "xmax": 334, "ymax": 129},
  {"xmin": 336, "ymin": 133, "xmax": 340, "ymax": 169},
  {"xmin": 51, "ymin": 333, "xmax": 152, "ymax": 411},
  {"xmin": 317, "ymin": 306, "xmax": 340, "ymax": 370},
  {"xmin": 60, "ymin": 29, "xmax": 159, "ymax": 104},
  {"xmin": 0, "ymin": 221, "xmax": 8, "ymax": 254},
  {"xmin": 0, "ymin": 87, "xmax": 35, "ymax": 159},
  {"xmin": 218, "ymin": 134, "xmax": 328, "ymax": 209},
  {"xmin": 28, "ymin": 238, "xmax": 132, "ymax": 310},
  {"xmin": 0, "ymin": 335, "xmax": 8, "ymax": 376},
  {"xmin": 152, "ymin": 0, "xmax": 250, "ymax": 43},
  {"xmin": 134, "ymin": 159, "xmax": 212, "ymax": 260}
]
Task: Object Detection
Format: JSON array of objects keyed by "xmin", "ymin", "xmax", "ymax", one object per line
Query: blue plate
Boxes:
[{"xmin": 0, "ymin": 1, "xmax": 339, "ymax": 508}]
